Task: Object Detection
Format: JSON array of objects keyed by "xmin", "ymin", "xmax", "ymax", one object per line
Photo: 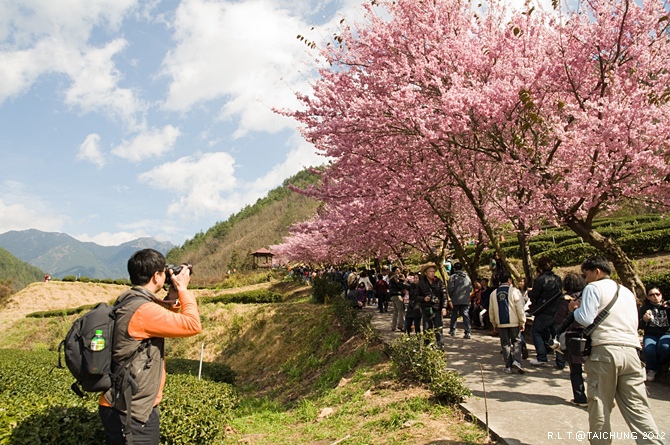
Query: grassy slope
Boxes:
[
  {"xmin": 0, "ymin": 280, "xmax": 488, "ymax": 445},
  {"xmin": 0, "ymin": 246, "xmax": 45, "ymax": 291}
]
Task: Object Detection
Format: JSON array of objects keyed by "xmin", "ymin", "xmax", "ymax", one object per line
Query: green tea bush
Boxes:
[
  {"xmin": 528, "ymin": 241, "xmax": 557, "ymax": 256},
  {"xmin": 166, "ymin": 358, "xmax": 236, "ymax": 384},
  {"xmin": 199, "ymin": 289, "xmax": 283, "ymax": 305},
  {"xmin": 113, "ymin": 278, "xmax": 131, "ymax": 286},
  {"xmin": 161, "ymin": 374, "xmax": 238, "ymax": 445},
  {"xmin": 617, "ymin": 229, "xmax": 670, "ymax": 257},
  {"xmin": 533, "ymin": 243, "xmax": 600, "ymax": 267},
  {"xmin": 62, "ymin": 275, "xmax": 77, "ymax": 282},
  {"xmin": 0, "ymin": 349, "xmax": 238, "ymax": 445},
  {"xmin": 26, "ymin": 303, "xmax": 97, "ymax": 318},
  {"xmin": 387, "ymin": 334, "xmax": 471, "ymax": 404},
  {"xmin": 642, "ymin": 273, "xmax": 670, "ymax": 300}
]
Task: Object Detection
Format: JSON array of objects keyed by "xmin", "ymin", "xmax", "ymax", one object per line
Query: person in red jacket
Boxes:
[{"xmin": 98, "ymin": 249, "xmax": 201, "ymax": 445}]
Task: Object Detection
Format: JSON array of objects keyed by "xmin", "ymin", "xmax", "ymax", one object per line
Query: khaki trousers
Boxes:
[{"xmin": 584, "ymin": 345, "xmax": 662, "ymax": 445}]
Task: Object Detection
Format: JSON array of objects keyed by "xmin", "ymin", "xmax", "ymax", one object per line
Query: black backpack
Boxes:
[{"xmin": 57, "ymin": 296, "xmax": 149, "ymax": 396}]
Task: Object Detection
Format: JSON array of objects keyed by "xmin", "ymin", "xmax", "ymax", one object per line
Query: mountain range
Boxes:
[{"xmin": 0, "ymin": 229, "xmax": 174, "ymax": 280}]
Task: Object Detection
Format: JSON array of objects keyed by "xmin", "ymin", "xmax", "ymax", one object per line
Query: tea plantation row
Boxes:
[
  {"xmin": 0, "ymin": 349, "xmax": 237, "ymax": 444},
  {"xmin": 465, "ymin": 214, "xmax": 670, "ymax": 267}
]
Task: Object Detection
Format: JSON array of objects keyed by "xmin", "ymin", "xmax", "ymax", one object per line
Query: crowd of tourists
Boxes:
[{"xmin": 311, "ymin": 255, "xmax": 669, "ymax": 444}]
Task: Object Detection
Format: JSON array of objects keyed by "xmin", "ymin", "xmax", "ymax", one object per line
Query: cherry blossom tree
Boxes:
[{"xmin": 278, "ymin": 0, "xmax": 670, "ymax": 297}]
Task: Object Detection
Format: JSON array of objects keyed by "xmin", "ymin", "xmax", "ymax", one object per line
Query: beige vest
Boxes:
[{"xmin": 588, "ymin": 279, "xmax": 640, "ymax": 349}]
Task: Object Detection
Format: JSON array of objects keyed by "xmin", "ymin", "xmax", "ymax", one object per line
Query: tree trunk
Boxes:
[
  {"xmin": 446, "ymin": 226, "xmax": 481, "ymax": 280},
  {"xmin": 565, "ymin": 217, "xmax": 646, "ymax": 300},
  {"xmin": 516, "ymin": 221, "xmax": 535, "ymax": 284},
  {"xmin": 457, "ymin": 180, "xmax": 522, "ymax": 280}
]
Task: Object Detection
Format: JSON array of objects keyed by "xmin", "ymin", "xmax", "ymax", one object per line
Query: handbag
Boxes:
[{"xmin": 567, "ymin": 285, "xmax": 620, "ymax": 357}]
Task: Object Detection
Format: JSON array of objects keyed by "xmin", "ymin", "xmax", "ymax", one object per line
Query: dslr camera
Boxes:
[{"xmin": 165, "ymin": 263, "xmax": 193, "ymax": 286}]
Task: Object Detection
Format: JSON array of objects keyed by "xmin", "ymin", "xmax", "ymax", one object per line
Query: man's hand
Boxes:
[
  {"xmin": 568, "ymin": 299, "xmax": 580, "ymax": 312},
  {"xmin": 442, "ymin": 308, "xmax": 447, "ymax": 317},
  {"xmin": 167, "ymin": 265, "xmax": 191, "ymax": 299}
]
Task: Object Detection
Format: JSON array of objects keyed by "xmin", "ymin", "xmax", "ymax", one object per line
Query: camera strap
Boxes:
[{"xmin": 583, "ymin": 284, "xmax": 621, "ymax": 337}]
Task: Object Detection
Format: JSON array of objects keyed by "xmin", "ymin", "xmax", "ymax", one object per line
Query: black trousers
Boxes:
[{"xmin": 99, "ymin": 405, "xmax": 160, "ymax": 445}]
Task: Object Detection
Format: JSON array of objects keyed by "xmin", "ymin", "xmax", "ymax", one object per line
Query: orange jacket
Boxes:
[{"xmin": 99, "ymin": 288, "xmax": 201, "ymax": 409}]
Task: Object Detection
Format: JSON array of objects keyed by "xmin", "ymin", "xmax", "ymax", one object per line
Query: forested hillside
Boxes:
[
  {"xmin": 166, "ymin": 169, "xmax": 321, "ymax": 283},
  {"xmin": 0, "ymin": 247, "xmax": 44, "ymax": 292}
]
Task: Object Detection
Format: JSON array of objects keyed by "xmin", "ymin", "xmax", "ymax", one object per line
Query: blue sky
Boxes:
[{"xmin": 0, "ymin": 0, "xmax": 364, "ymax": 246}]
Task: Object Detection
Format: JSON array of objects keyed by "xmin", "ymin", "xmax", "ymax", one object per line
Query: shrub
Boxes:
[
  {"xmin": 26, "ymin": 303, "xmax": 97, "ymax": 318},
  {"xmin": 330, "ymin": 293, "xmax": 378, "ymax": 341},
  {"xmin": 113, "ymin": 278, "xmax": 131, "ymax": 286},
  {"xmin": 535, "ymin": 243, "xmax": 600, "ymax": 267},
  {"xmin": 161, "ymin": 374, "xmax": 238, "ymax": 444},
  {"xmin": 311, "ymin": 274, "xmax": 344, "ymax": 304},
  {"xmin": 62, "ymin": 275, "xmax": 77, "ymax": 282},
  {"xmin": 642, "ymin": 273, "xmax": 670, "ymax": 300},
  {"xmin": 199, "ymin": 289, "xmax": 283, "ymax": 305},
  {"xmin": 77, "ymin": 276, "xmax": 91, "ymax": 283},
  {"xmin": 617, "ymin": 229, "xmax": 670, "ymax": 257},
  {"xmin": 387, "ymin": 333, "xmax": 471, "ymax": 404}
]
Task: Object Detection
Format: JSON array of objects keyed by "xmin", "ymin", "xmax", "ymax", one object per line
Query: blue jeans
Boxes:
[
  {"xmin": 531, "ymin": 313, "xmax": 556, "ymax": 363},
  {"xmin": 449, "ymin": 304, "xmax": 471, "ymax": 334},
  {"xmin": 643, "ymin": 334, "xmax": 670, "ymax": 372}
]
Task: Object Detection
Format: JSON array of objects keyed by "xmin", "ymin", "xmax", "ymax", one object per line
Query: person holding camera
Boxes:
[
  {"xmin": 569, "ymin": 256, "xmax": 661, "ymax": 445},
  {"xmin": 416, "ymin": 263, "xmax": 449, "ymax": 350},
  {"xmin": 638, "ymin": 287, "xmax": 670, "ymax": 382},
  {"xmin": 98, "ymin": 249, "xmax": 202, "ymax": 445}
]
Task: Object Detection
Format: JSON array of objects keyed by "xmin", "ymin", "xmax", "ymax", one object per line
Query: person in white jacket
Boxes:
[{"xmin": 489, "ymin": 270, "xmax": 527, "ymax": 374}]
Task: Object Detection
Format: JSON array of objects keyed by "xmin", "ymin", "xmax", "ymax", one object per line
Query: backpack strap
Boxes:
[{"xmin": 109, "ymin": 293, "xmax": 154, "ymax": 445}]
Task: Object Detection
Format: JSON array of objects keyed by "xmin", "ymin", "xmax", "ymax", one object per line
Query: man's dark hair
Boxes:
[
  {"xmin": 563, "ymin": 272, "xmax": 586, "ymax": 294},
  {"xmin": 537, "ymin": 256, "xmax": 553, "ymax": 272},
  {"xmin": 128, "ymin": 249, "xmax": 166, "ymax": 286},
  {"xmin": 581, "ymin": 256, "xmax": 612, "ymax": 275},
  {"xmin": 453, "ymin": 262, "xmax": 463, "ymax": 271},
  {"xmin": 498, "ymin": 270, "xmax": 512, "ymax": 284}
]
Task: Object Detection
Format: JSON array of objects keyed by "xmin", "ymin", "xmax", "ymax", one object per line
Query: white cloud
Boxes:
[
  {"xmin": 63, "ymin": 39, "xmax": 146, "ymax": 129},
  {"xmin": 138, "ymin": 151, "xmax": 238, "ymax": 217},
  {"xmin": 77, "ymin": 133, "xmax": 106, "ymax": 167},
  {"xmin": 161, "ymin": 0, "xmax": 317, "ymax": 137},
  {"xmin": 73, "ymin": 218, "xmax": 177, "ymax": 246},
  {"xmin": 0, "ymin": 180, "xmax": 69, "ymax": 234},
  {"xmin": 74, "ymin": 230, "xmax": 143, "ymax": 246},
  {"xmin": 0, "ymin": 0, "xmax": 144, "ymax": 127},
  {"xmin": 111, "ymin": 125, "xmax": 181, "ymax": 162}
]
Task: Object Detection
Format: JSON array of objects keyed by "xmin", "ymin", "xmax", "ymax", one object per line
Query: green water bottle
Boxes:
[{"xmin": 91, "ymin": 330, "xmax": 105, "ymax": 351}]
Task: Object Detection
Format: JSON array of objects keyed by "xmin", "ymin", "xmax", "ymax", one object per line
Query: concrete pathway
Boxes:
[{"xmin": 363, "ymin": 305, "xmax": 670, "ymax": 445}]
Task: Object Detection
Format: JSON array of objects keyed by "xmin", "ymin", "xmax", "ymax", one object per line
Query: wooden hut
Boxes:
[{"xmin": 250, "ymin": 248, "xmax": 274, "ymax": 268}]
